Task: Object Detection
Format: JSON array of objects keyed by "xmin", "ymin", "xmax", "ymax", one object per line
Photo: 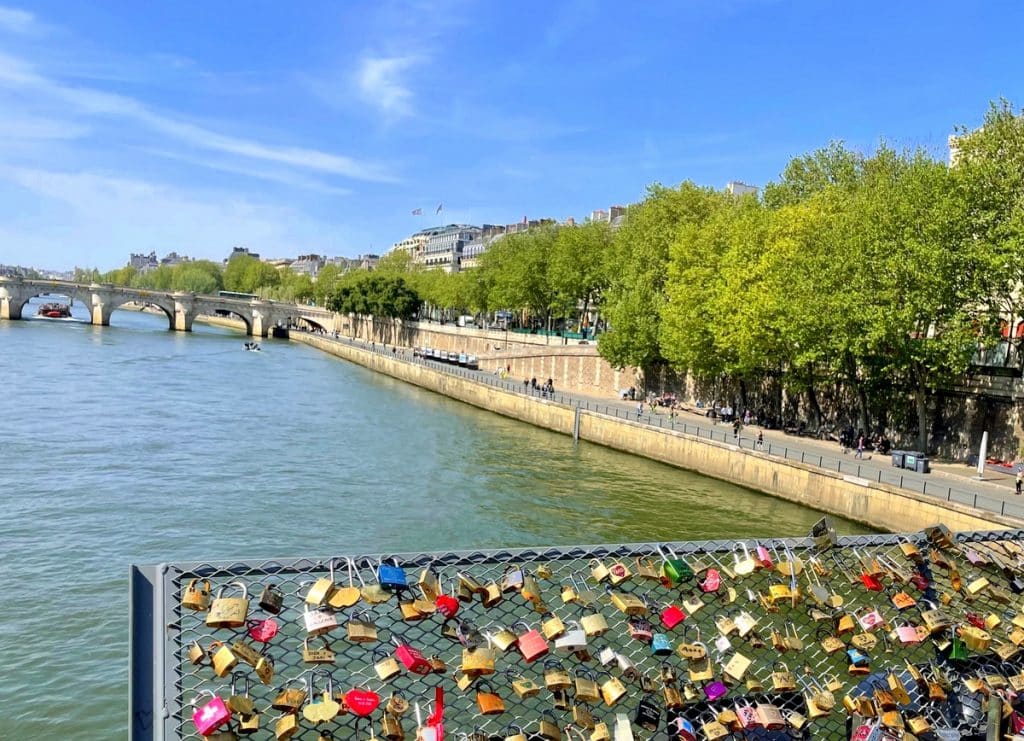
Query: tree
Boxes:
[
  {"xmin": 549, "ymin": 221, "xmax": 612, "ymax": 331},
  {"xmin": 326, "ymin": 273, "xmax": 420, "ymax": 319},
  {"xmin": 223, "ymin": 255, "xmax": 257, "ymax": 292}
]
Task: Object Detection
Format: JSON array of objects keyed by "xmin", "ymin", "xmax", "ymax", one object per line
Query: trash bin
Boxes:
[
  {"xmin": 891, "ymin": 450, "xmax": 906, "ymax": 468},
  {"xmin": 903, "ymin": 452, "xmax": 918, "ymax": 471},
  {"xmin": 914, "ymin": 456, "xmax": 930, "ymax": 474}
]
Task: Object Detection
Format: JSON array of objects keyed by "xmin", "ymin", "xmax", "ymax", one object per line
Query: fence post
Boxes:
[
  {"xmin": 801, "ymin": 452, "xmax": 805, "ymax": 463},
  {"xmin": 947, "ymin": 487, "xmax": 952, "ymax": 501}
]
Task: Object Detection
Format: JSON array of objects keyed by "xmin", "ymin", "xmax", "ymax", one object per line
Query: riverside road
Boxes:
[{"xmin": 318, "ymin": 331, "xmax": 1024, "ymax": 523}]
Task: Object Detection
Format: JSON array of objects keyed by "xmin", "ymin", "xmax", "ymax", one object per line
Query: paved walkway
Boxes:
[{"xmin": 310, "ymin": 332, "xmax": 1024, "ymax": 523}]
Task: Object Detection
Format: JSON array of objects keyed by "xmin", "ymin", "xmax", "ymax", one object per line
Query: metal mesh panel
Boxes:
[{"xmin": 135, "ymin": 528, "xmax": 1024, "ymax": 740}]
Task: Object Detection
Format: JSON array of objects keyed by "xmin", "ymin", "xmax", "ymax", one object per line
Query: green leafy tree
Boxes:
[{"xmin": 549, "ymin": 221, "xmax": 613, "ymax": 331}]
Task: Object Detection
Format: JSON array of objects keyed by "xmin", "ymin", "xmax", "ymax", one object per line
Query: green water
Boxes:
[{"xmin": 0, "ymin": 301, "xmax": 869, "ymax": 737}]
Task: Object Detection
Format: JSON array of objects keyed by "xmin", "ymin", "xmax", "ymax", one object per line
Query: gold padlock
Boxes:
[
  {"xmin": 382, "ymin": 713, "xmax": 404, "ymax": 741},
  {"xmin": 543, "ymin": 659, "xmax": 572, "ymax": 691},
  {"xmin": 580, "ymin": 610, "xmax": 609, "ymax": 637},
  {"xmin": 209, "ymin": 641, "xmax": 239, "ymax": 677},
  {"xmin": 599, "ymin": 675, "xmax": 627, "ymax": 706},
  {"xmin": 238, "ymin": 709, "xmax": 260, "ymax": 735},
  {"xmin": 206, "ymin": 582, "xmax": 250, "ymax": 629},
  {"xmin": 461, "ymin": 645, "xmax": 496, "ymax": 677},
  {"xmin": 347, "ymin": 610, "xmax": 378, "ymax": 643},
  {"xmin": 537, "ymin": 711, "xmax": 561, "ymax": 741},
  {"xmin": 182, "ymin": 579, "xmax": 211, "ymax": 611},
  {"xmin": 303, "ymin": 638, "xmax": 336, "ymax": 665},
  {"xmin": 573, "ymin": 702, "xmax": 596, "ymax": 729},
  {"xmin": 589, "ymin": 559, "xmax": 611, "ymax": 583},
  {"xmin": 187, "ymin": 640, "xmax": 206, "ymax": 665},
  {"xmin": 574, "ymin": 670, "xmax": 601, "ymax": 704},
  {"xmin": 608, "ymin": 590, "xmax": 647, "ymax": 615},
  {"xmin": 481, "ymin": 582, "xmax": 503, "ymax": 608},
  {"xmin": 512, "ymin": 675, "xmax": 540, "ymax": 699},
  {"xmin": 274, "ymin": 712, "xmax": 299, "ymax": 741},
  {"xmin": 723, "ymin": 652, "xmax": 751, "ymax": 682},
  {"xmin": 541, "ymin": 612, "xmax": 566, "ymax": 639},
  {"xmin": 488, "ymin": 626, "xmax": 518, "ymax": 651},
  {"xmin": 590, "ymin": 722, "xmax": 610, "ymax": 741},
  {"xmin": 271, "ymin": 681, "xmax": 308, "ymax": 712},
  {"xmin": 254, "ymin": 654, "xmax": 275, "ymax": 685},
  {"xmin": 374, "ymin": 648, "xmax": 402, "ymax": 681}
]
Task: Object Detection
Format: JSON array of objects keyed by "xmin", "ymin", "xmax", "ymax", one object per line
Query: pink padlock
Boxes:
[
  {"xmin": 896, "ymin": 625, "xmax": 922, "ymax": 644},
  {"xmin": 700, "ymin": 568, "xmax": 720, "ymax": 593},
  {"xmin": 627, "ymin": 616, "xmax": 653, "ymax": 643},
  {"xmin": 755, "ymin": 544, "xmax": 773, "ymax": 569},
  {"xmin": 512, "ymin": 620, "xmax": 549, "ymax": 663},
  {"xmin": 850, "ymin": 719, "xmax": 881, "ymax": 741},
  {"xmin": 660, "ymin": 604, "xmax": 686, "ymax": 629},
  {"xmin": 192, "ymin": 691, "xmax": 231, "ymax": 736},
  {"xmin": 247, "ymin": 617, "xmax": 279, "ymax": 643},
  {"xmin": 735, "ymin": 702, "xmax": 761, "ymax": 730},
  {"xmin": 703, "ymin": 680, "xmax": 728, "ymax": 701},
  {"xmin": 392, "ymin": 635, "xmax": 432, "ymax": 675}
]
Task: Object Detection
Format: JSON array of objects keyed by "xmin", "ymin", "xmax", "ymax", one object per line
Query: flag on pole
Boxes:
[
  {"xmin": 436, "ymin": 202, "xmax": 443, "ymax": 214},
  {"xmin": 411, "ymin": 208, "xmax": 422, "ymax": 216}
]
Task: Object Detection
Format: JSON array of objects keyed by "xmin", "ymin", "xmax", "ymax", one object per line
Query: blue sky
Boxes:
[{"xmin": 0, "ymin": 1, "xmax": 1021, "ymax": 272}]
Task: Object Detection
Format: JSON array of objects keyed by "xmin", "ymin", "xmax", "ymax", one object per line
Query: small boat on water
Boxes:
[
  {"xmin": 244, "ymin": 342, "xmax": 262, "ymax": 351},
  {"xmin": 37, "ymin": 302, "xmax": 71, "ymax": 319}
]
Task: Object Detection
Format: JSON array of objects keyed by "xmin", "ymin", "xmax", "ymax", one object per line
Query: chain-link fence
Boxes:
[{"xmin": 131, "ymin": 528, "xmax": 1024, "ymax": 740}]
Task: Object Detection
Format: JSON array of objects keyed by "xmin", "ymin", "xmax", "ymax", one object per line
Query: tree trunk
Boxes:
[
  {"xmin": 844, "ymin": 353, "xmax": 871, "ymax": 433},
  {"xmin": 807, "ymin": 381, "xmax": 823, "ymax": 431},
  {"xmin": 738, "ymin": 379, "xmax": 749, "ymax": 412},
  {"xmin": 916, "ymin": 375, "xmax": 929, "ymax": 453}
]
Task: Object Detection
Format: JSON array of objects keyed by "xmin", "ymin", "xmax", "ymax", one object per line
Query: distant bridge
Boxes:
[{"xmin": 0, "ymin": 277, "xmax": 336, "ymax": 337}]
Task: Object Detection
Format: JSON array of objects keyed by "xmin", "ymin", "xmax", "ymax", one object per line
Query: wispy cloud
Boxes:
[
  {"xmin": 0, "ymin": 115, "xmax": 88, "ymax": 141},
  {"xmin": 354, "ymin": 55, "xmax": 421, "ymax": 119},
  {"xmin": 0, "ymin": 5, "xmax": 35, "ymax": 34},
  {"xmin": 0, "ymin": 51, "xmax": 397, "ymax": 183}
]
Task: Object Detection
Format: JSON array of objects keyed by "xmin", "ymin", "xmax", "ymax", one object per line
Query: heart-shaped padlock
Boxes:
[{"xmin": 344, "ymin": 688, "xmax": 381, "ymax": 717}]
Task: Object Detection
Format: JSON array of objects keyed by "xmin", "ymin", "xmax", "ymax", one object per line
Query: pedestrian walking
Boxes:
[
  {"xmin": 637, "ymin": 403, "xmax": 644, "ymax": 420},
  {"xmin": 732, "ymin": 418, "xmax": 742, "ymax": 441},
  {"xmin": 855, "ymin": 435, "xmax": 865, "ymax": 459},
  {"xmin": 1016, "ymin": 469, "xmax": 1023, "ymax": 495},
  {"xmin": 756, "ymin": 431, "xmax": 764, "ymax": 450}
]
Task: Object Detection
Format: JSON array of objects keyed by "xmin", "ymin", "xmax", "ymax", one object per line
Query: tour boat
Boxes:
[{"xmin": 37, "ymin": 302, "xmax": 71, "ymax": 319}]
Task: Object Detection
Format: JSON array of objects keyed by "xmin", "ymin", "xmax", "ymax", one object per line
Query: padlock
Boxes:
[
  {"xmin": 542, "ymin": 612, "xmax": 566, "ymax": 639},
  {"xmin": 501, "ymin": 564, "xmax": 526, "ymax": 592},
  {"xmin": 253, "ymin": 650, "xmax": 275, "ymax": 685},
  {"xmin": 384, "ymin": 691, "xmax": 409, "ymax": 718},
  {"xmin": 745, "ymin": 673, "xmax": 765, "ymax": 694},
  {"xmin": 597, "ymin": 645, "xmax": 617, "ymax": 666},
  {"xmin": 343, "ymin": 687, "xmax": 381, "ymax": 717},
  {"xmin": 919, "ymin": 600, "xmax": 951, "ymax": 634},
  {"xmin": 511, "ymin": 673, "xmax": 541, "ymax": 699},
  {"xmin": 662, "ymin": 682, "xmax": 683, "ymax": 710},
  {"xmin": 521, "ymin": 573, "xmax": 542, "ymax": 603},
  {"xmin": 182, "ymin": 579, "xmax": 211, "ymax": 611},
  {"xmin": 675, "ymin": 633, "xmax": 707, "ymax": 661},
  {"xmin": 398, "ymin": 596, "xmax": 427, "ymax": 621},
  {"xmin": 590, "ymin": 558, "xmax": 611, "ymax": 583},
  {"xmin": 850, "ymin": 632, "xmax": 877, "ymax": 652},
  {"xmin": 435, "ymin": 584, "xmax": 460, "ymax": 619},
  {"xmin": 543, "ymin": 659, "xmax": 572, "ymax": 691},
  {"xmin": 258, "ymin": 583, "xmax": 284, "ymax": 614},
  {"xmin": 682, "ymin": 592, "xmax": 704, "ymax": 615},
  {"xmin": 513, "ymin": 621, "xmax": 549, "ymax": 663},
  {"xmin": 481, "ymin": 581, "xmax": 504, "ymax": 607},
  {"xmin": 306, "ymin": 566, "xmax": 336, "ymax": 607},
  {"xmin": 615, "ymin": 652, "xmax": 639, "ymax": 678},
  {"xmin": 417, "ymin": 563, "xmax": 440, "ymax": 601},
  {"xmin": 304, "ymin": 603, "xmax": 339, "ymax": 637},
  {"xmin": 461, "ymin": 642, "xmax": 496, "ymax": 676},
  {"xmin": 227, "ymin": 672, "xmax": 257, "ymax": 718},
  {"xmin": 475, "ymin": 680, "xmax": 505, "ymax": 715},
  {"xmin": 382, "ymin": 713, "xmax": 405, "ymax": 741},
  {"xmin": 573, "ymin": 702, "xmax": 596, "ymax": 729},
  {"xmin": 238, "ymin": 707, "xmax": 260, "ymax": 735},
  {"xmin": 188, "ymin": 640, "xmax": 206, "ymax": 666},
  {"xmin": 703, "ymin": 679, "xmax": 728, "ymax": 701},
  {"xmin": 723, "ymin": 652, "xmax": 751, "ymax": 682},
  {"xmin": 657, "ymin": 544, "xmax": 693, "ymax": 584},
  {"xmin": 651, "ymin": 633, "xmax": 673, "ymax": 656},
  {"xmin": 599, "ymin": 673, "xmax": 627, "ymax": 706},
  {"xmin": 687, "ymin": 655, "xmax": 713, "ymax": 683},
  {"xmin": 700, "ymin": 715, "xmax": 729, "ymax": 740},
  {"xmin": 608, "ymin": 589, "xmax": 647, "ymax": 616},
  {"xmin": 274, "ymin": 712, "xmax": 299, "ymax": 741},
  {"xmin": 505, "ymin": 724, "xmax": 528, "ymax": 741},
  {"xmin": 271, "ymin": 680, "xmax": 308, "ymax": 712},
  {"xmin": 209, "ymin": 641, "xmax": 239, "ymax": 678},
  {"xmin": 454, "ymin": 670, "xmax": 476, "ymax": 691},
  {"xmin": 627, "ymin": 615, "xmax": 654, "ymax": 643},
  {"xmin": 834, "ymin": 612, "xmax": 855, "ymax": 636},
  {"xmin": 855, "ymin": 607, "xmax": 884, "ymax": 632},
  {"xmin": 958, "ymin": 623, "xmax": 991, "ymax": 652},
  {"xmin": 714, "ymin": 613, "xmax": 735, "ymax": 638},
  {"xmin": 303, "ymin": 672, "xmax": 342, "ymax": 725},
  {"xmin": 770, "ymin": 662, "xmax": 796, "ymax": 692},
  {"xmin": 488, "ymin": 625, "xmax": 519, "ymax": 652},
  {"xmin": 303, "ymin": 637, "xmax": 336, "ymax": 664},
  {"xmin": 573, "ymin": 668, "xmax": 601, "ymax": 704},
  {"xmin": 247, "ymin": 616, "xmax": 279, "ymax": 643},
  {"xmin": 192, "ymin": 690, "xmax": 232, "ymax": 736},
  {"xmin": 207, "ymin": 582, "xmax": 250, "ymax": 629},
  {"xmin": 393, "ymin": 634, "xmax": 432, "ymax": 675},
  {"xmin": 552, "ymin": 688, "xmax": 571, "ymax": 712},
  {"xmin": 346, "ymin": 609, "xmax": 378, "ymax": 643},
  {"xmin": 699, "ymin": 567, "xmax": 720, "ymax": 593},
  {"xmin": 228, "ymin": 639, "xmax": 261, "ymax": 667},
  {"xmin": 590, "ymin": 721, "xmax": 610, "ymax": 741},
  {"xmin": 581, "ymin": 610, "xmax": 609, "ymax": 637},
  {"xmin": 377, "ymin": 557, "xmax": 407, "ymax": 592},
  {"xmin": 660, "ymin": 603, "xmax": 686, "ymax": 629},
  {"xmin": 734, "ymin": 701, "xmax": 760, "ymax": 731},
  {"xmin": 554, "ymin": 620, "xmax": 587, "ymax": 651},
  {"xmin": 374, "ymin": 647, "xmax": 402, "ymax": 681},
  {"xmin": 734, "ymin": 611, "xmax": 757, "ymax": 637},
  {"xmin": 752, "ymin": 703, "xmax": 781, "ymax": 730},
  {"xmin": 633, "ymin": 694, "xmax": 661, "ymax": 732},
  {"xmin": 607, "ymin": 560, "xmax": 632, "ymax": 586}
]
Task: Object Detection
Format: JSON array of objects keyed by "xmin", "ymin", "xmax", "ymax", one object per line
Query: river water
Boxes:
[{"xmin": 0, "ymin": 300, "xmax": 869, "ymax": 737}]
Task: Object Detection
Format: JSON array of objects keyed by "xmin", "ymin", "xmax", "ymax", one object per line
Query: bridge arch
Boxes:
[
  {"xmin": 193, "ymin": 305, "xmax": 253, "ymax": 335},
  {"xmin": 10, "ymin": 289, "xmax": 92, "ymax": 321},
  {"xmin": 103, "ymin": 295, "xmax": 176, "ymax": 328}
]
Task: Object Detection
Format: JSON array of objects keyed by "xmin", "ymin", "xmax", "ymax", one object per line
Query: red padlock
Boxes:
[
  {"xmin": 392, "ymin": 635, "xmax": 432, "ymax": 675},
  {"xmin": 755, "ymin": 543, "xmax": 773, "ymax": 569},
  {"xmin": 247, "ymin": 617, "xmax": 279, "ymax": 643},
  {"xmin": 910, "ymin": 572, "xmax": 929, "ymax": 591},
  {"xmin": 436, "ymin": 594, "xmax": 459, "ymax": 620},
  {"xmin": 966, "ymin": 612, "xmax": 986, "ymax": 630},
  {"xmin": 660, "ymin": 604, "xmax": 686, "ymax": 630},
  {"xmin": 344, "ymin": 687, "xmax": 381, "ymax": 717},
  {"xmin": 700, "ymin": 569, "xmax": 720, "ymax": 593},
  {"xmin": 513, "ymin": 620, "xmax": 549, "ymax": 663}
]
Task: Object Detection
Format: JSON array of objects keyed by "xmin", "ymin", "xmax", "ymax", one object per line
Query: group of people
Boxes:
[{"xmin": 525, "ymin": 377, "xmax": 555, "ymax": 396}]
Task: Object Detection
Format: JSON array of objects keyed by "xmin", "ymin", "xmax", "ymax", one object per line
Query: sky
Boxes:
[{"xmin": 0, "ymin": 1, "xmax": 1021, "ymax": 272}]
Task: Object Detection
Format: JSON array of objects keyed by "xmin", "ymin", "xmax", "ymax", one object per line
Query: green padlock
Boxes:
[
  {"xmin": 948, "ymin": 629, "xmax": 969, "ymax": 661},
  {"xmin": 657, "ymin": 545, "xmax": 693, "ymax": 584}
]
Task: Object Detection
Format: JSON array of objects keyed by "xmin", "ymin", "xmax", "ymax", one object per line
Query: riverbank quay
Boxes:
[
  {"xmin": 133, "ymin": 528, "xmax": 1024, "ymax": 740},
  {"xmin": 291, "ymin": 331, "xmax": 1022, "ymax": 533}
]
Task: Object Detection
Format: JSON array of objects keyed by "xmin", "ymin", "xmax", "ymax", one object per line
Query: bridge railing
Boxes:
[{"xmin": 131, "ymin": 527, "xmax": 1022, "ymax": 740}]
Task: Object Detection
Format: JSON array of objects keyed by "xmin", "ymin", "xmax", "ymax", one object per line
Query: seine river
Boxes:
[{"xmin": 0, "ymin": 300, "xmax": 869, "ymax": 737}]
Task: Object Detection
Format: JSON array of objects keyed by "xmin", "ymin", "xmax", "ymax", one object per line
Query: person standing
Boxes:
[
  {"xmin": 855, "ymin": 435, "xmax": 865, "ymax": 459},
  {"xmin": 637, "ymin": 402, "xmax": 644, "ymax": 420},
  {"xmin": 756, "ymin": 430, "xmax": 764, "ymax": 450},
  {"xmin": 1016, "ymin": 469, "xmax": 1022, "ymax": 495}
]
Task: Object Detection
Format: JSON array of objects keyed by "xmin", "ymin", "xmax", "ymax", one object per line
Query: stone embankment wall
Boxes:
[{"xmin": 294, "ymin": 333, "xmax": 1014, "ymax": 534}]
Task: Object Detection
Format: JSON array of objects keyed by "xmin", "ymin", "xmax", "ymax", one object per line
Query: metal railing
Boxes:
[
  {"xmin": 307, "ymin": 333, "xmax": 1024, "ymax": 522},
  {"xmin": 132, "ymin": 528, "xmax": 1024, "ymax": 740}
]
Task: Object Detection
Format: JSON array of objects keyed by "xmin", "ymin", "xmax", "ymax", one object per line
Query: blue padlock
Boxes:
[
  {"xmin": 650, "ymin": 632, "xmax": 673, "ymax": 657},
  {"xmin": 377, "ymin": 557, "xmax": 408, "ymax": 592},
  {"xmin": 846, "ymin": 647, "xmax": 869, "ymax": 667}
]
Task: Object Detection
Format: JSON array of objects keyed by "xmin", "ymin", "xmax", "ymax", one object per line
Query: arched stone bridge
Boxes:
[{"xmin": 0, "ymin": 277, "xmax": 336, "ymax": 336}]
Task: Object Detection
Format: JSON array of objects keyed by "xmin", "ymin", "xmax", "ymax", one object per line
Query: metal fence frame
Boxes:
[
  {"xmin": 311, "ymin": 334, "xmax": 1024, "ymax": 522},
  {"xmin": 132, "ymin": 528, "xmax": 1024, "ymax": 740}
]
